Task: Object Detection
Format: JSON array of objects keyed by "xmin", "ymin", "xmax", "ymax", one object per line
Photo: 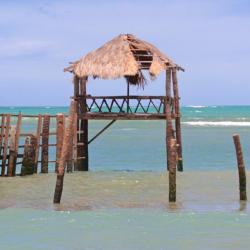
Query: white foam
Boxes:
[
  {"xmin": 186, "ymin": 105, "xmax": 207, "ymax": 108},
  {"xmin": 183, "ymin": 121, "xmax": 250, "ymax": 127}
]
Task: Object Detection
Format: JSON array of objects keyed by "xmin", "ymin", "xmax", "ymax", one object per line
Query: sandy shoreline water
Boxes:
[{"xmin": 0, "ymin": 171, "xmax": 248, "ymax": 212}]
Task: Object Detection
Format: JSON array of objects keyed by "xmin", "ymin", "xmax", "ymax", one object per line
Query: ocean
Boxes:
[{"xmin": 1, "ymin": 105, "xmax": 250, "ymax": 249}]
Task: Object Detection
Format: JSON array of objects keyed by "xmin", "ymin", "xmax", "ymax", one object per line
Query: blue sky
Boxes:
[{"xmin": 0, "ymin": 0, "xmax": 250, "ymax": 106}]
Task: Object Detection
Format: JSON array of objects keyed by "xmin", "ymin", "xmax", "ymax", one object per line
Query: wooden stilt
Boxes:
[
  {"xmin": 165, "ymin": 69, "xmax": 173, "ymax": 171},
  {"xmin": 233, "ymin": 134, "xmax": 247, "ymax": 201},
  {"xmin": 56, "ymin": 114, "xmax": 65, "ymax": 173},
  {"xmin": 0, "ymin": 114, "xmax": 6, "ymax": 154},
  {"xmin": 172, "ymin": 68, "xmax": 183, "ymax": 171},
  {"xmin": 1, "ymin": 114, "xmax": 10, "ymax": 176},
  {"xmin": 78, "ymin": 76, "xmax": 89, "ymax": 171},
  {"xmin": 66, "ymin": 110, "xmax": 74, "ymax": 172},
  {"xmin": 54, "ymin": 102, "xmax": 75, "ymax": 203},
  {"xmin": 13, "ymin": 113, "xmax": 22, "ymax": 176},
  {"xmin": 169, "ymin": 138, "xmax": 177, "ymax": 202},
  {"xmin": 127, "ymin": 81, "xmax": 130, "ymax": 113},
  {"xmin": 41, "ymin": 114, "xmax": 50, "ymax": 173},
  {"xmin": 7, "ymin": 126, "xmax": 16, "ymax": 176},
  {"xmin": 34, "ymin": 114, "xmax": 42, "ymax": 173},
  {"xmin": 74, "ymin": 75, "xmax": 80, "ymax": 171},
  {"xmin": 21, "ymin": 136, "xmax": 36, "ymax": 176},
  {"xmin": 73, "ymin": 112, "xmax": 78, "ymax": 171}
]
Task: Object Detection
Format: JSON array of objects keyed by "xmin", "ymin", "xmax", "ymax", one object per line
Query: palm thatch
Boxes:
[{"xmin": 64, "ymin": 34, "xmax": 184, "ymax": 86}]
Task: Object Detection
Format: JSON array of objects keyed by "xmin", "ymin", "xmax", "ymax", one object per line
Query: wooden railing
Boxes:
[{"xmin": 75, "ymin": 95, "xmax": 174, "ymax": 115}]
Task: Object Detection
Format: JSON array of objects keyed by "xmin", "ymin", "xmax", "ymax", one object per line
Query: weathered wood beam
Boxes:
[
  {"xmin": 7, "ymin": 126, "xmax": 16, "ymax": 176},
  {"xmin": 1, "ymin": 114, "xmax": 10, "ymax": 176},
  {"xmin": 233, "ymin": 134, "xmax": 247, "ymax": 201},
  {"xmin": 34, "ymin": 114, "xmax": 42, "ymax": 173},
  {"xmin": 88, "ymin": 120, "xmax": 116, "ymax": 145},
  {"xmin": 172, "ymin": 68, "xmax": 183, "ymax": 171},
  {"xmin": 166, "ymin": 69, "xmax": 174, "ymax": 171},
  {"xmin": 169, "ymin": 138, "xmax": 177, "ymax": 202},
  {"xmin": 56, "ymin": 114, "xmax": 65, "ymax": 173},
  {"xmin": 53, "ymin": 101, "xmax": 75, "ymax": 204},
  {"xmin": 41, "ymin": 115, "xmax": 50, "ymax": 173}
]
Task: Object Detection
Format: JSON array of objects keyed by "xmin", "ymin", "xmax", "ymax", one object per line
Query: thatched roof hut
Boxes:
[{"xmin": 64, "ymin": 34, "xmax": 183, "ymax": 86}]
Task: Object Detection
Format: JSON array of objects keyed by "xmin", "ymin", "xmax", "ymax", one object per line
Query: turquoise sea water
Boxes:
[{"xmin": 1, "ymin": 105, "xmax": 250, "ymax": 249}]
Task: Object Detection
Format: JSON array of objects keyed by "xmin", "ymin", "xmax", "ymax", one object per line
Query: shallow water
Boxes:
[
  {"xmin": 1, "ymin": 106, "xmax": 250, "ymax": 249},
  {"xmin": 0, "ymin": 171, "xmax": 248, "ymax": 212}
]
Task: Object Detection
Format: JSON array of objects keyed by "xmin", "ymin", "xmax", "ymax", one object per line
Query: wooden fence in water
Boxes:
[{"xmin": 0, "ymin": 112, "xmax": 78, "ymax": 176}]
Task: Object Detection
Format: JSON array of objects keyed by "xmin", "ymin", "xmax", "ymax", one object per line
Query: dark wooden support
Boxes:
[
  {"xmin": 73, "ymin": 112, "xmax": 78, "ymax": 170},
  {"xmin": 66, "ymin": 110, "xmax": 74, "ymax": 173},
  {"xmin": 7, "ymin": 126, "xmax": 16, "ymax": 176},
  {"xmin": 233, "ymin": 134, "xmax": 247, "ymax": 201},
  {"xmin": 127, "ymin": 81, "xmax": 130, "ymax": 113},
  {"xmin": 13, "ymin": 113, "xmax": 22, "ymax": 175},
  {"xmin": 41, "ymin": 114, "xmax": 50, "ymax": 173},
  {"xmin": 172, "ymin": 68, "xmax": 183, "ymax": 171},
  {"xmin": 166, "ymin": 69, "xmax": 173, "ymax": 171},
  {"xmin": 54, "ymin": 102, "xmax": 75, "ymax": 204},
  {"xmin": 169, "ymin": 138, "xmax": 177, "ymax": 202},
  {"xmin": 74, "ymin": 75, "xmax": 80, "ymax": 171},
  {"xmin": 21, "ymin": 136, "xmax": 37, "ymax": 176},
  {"xmin": 56, "ymin": 114, "xmax": 65, "ymax": 173},
  {"xmin": 0, "ymin": 114, "xmax": 6, "ymax": 154},
  {"xmin": 1, "ymin": 114, "xmax": 10, "ymax": 176},
  {"xmin": 88, "ymin": 119, "xmax": 116, "ymax": 145},
  {"xmin": 34, "ymin": 114, "xmax": 42, "ymax": 173},
  {"xmin": 78, "ymin": 76, "xmax": 88, "ymax": 171}
]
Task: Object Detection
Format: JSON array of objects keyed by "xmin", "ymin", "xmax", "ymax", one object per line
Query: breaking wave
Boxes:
[{"xmin": 182, "ymin": 121, "xmax": 250, "ymax": 127}]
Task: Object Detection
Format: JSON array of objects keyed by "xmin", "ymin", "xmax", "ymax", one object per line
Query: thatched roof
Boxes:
[{"xmin": 64, "ymin": 34, "xmax": 184, "ymax": 86}]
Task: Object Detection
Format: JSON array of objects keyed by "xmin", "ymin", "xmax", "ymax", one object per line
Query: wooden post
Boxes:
[
  {"xmin": 41, "ymin": 114, "xmax": 50, "ymax": 173},
  {"xmin": 56, "ymin": 114, "xmax": 65, "ymax": 173},
  {"xmin": 34, "ymin": 114, "xmax": 42, "ymax": 173},
  {"xmin": 66, "ymin": 111, "xmax": 74, "ymax": 173},
  {"xmin": 73, "ymin": 112, "xmax": 78, "ymax": 171},
  {"xmin": 0, "ymin": 114, "xmax": 6, "ymax": 154},
  {"xmin": 233, "ymin": 134, "xmax": 247, "ymax": 201},
  {"xmin": 13, "ymin": 113, "xmax": 22, "ymax": 176},
  {"xmin": 21, "ymin": 136, "xmax": 36, "ymax": 176},
  {"xmin": 1, "ymin": 114, "xmax": 10, "ymax": 176},
  {"xmin": 74, "ymin": 75, "xmax": 80, "ymax": 171},
  {"xmin": 78, "ymin": 76, "xmax": 89, "ymax": 171},
  {"xmin": 127, "ymin": 81, "xmax": 130, "ymax": 113},
  {"xmin": 169, "ymin": 138, "xmax": 177, "ymax": 202},
  {"xmin": 54, "ymin": 102, "xmax": 75, "ymax": 203},
  {"xmin": 166, "ymin": 69, "xmax": 173, "ymax": 171},
  {"xmin": 7, "ymin": 126, "xmax": 16, "ymax": 176},
  {"xmin": 172, "ymin": 68, "xmax": 183, "ymax": 171}
]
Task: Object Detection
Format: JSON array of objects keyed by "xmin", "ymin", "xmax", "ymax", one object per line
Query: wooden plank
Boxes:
[
  {"xmin": 13, "ymin": 113, "xmax": 22, "ymax": 176},
  {"xmin": 169, "ymin": 139, "xmax": 177, "ymax": 202},
  {"xmin": 0, "ymin": 114, "xmax": 5, "ymax": 154},
  {"xmin": 41, "ymin": 114, "xmax": 50, "ymax": 173},
  {"xmin": 77, "ymin": 77, "xmax": 88, "ymax": 171},
  {"xmin": 54, "ymin": 101, "xmax": 75, "ymax": 203},
  {"xmin": 75, "ymin": 95, "xmax": 167, "ymax": 100},
  {"xmin": 56, "ymin": 114, "xmax": 65, "ymax": 173},
  {"xmin": 166, "ymin": 69, "xmax": 174, "ymax": 171},
  {"xmin": 73, "ymin": 112, "xmax": 78, "ymax": 171},
  {"xmin": 1, "ymin": 114, "xmax": 11, "ymax": 176},
  {"xmin": 7, "ymin": 126, "xmax": 16, "ymax": 176},
  {"xmin": 172, "ymin": 68, "xmax": 183, "ymax": 171},
  {"xmin": 34, "ymin": 114, "xmax": 42, "ymax": 173},
  {"xmin": 79, "ymin": 113, "xmax": 175, "ymax": 120}
]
